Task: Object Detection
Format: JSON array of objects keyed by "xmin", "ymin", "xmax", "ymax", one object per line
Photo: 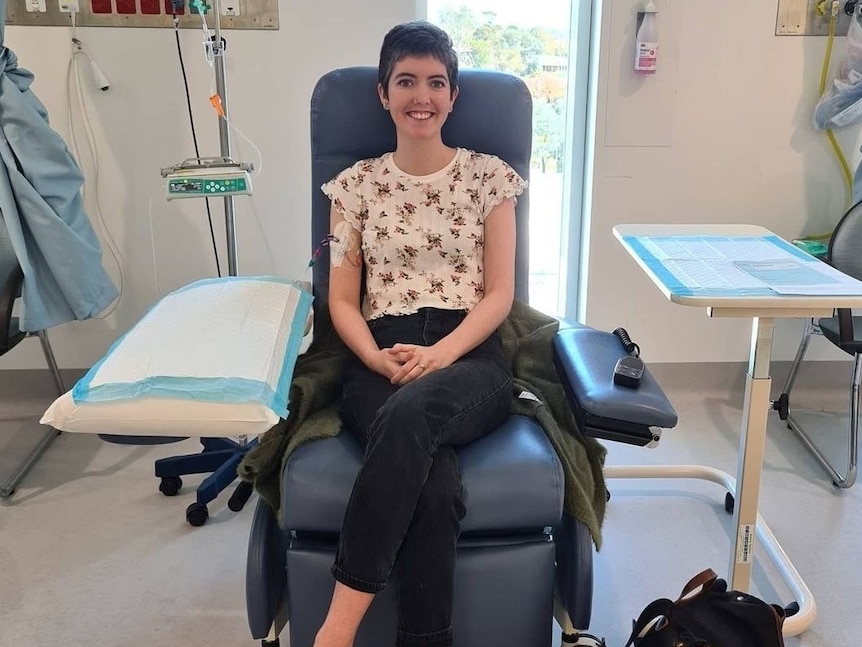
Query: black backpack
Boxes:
[{"xmin": 624, "ymin": 569, "xmax": 786, "ymax": 647}]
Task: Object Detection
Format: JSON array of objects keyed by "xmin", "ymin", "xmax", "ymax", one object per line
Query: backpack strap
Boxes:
[
  {"xmin": 676, "ymin": 568, "xmax": 719, "ymax": 602},
  {"xmin": 625, "ymin": 598, "xmax": 675, "ymax": 647}
]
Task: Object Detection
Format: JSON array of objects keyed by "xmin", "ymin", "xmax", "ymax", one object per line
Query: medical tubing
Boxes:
[
  {"xmin": 173, "ymin": 15, "xmax": 222, "ymax": 277},
  {"xmin": 612, "ymin": 327, "xmax": 640, "ymax": 358},
  {"xmin": 820, "ymin": 6, "xmax": 854, "ymax": 211},
  {"xmin": 66, "ymin": 36, "xmax": 124, "ymax": 319},
  {"xmin": 207, "ymin": 67, "xmax": 265, "ymax": 179}
]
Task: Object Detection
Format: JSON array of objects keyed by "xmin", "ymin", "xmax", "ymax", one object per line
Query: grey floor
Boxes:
[{"xmin": 1, "ymin": 362, "xmax": 860, "ymax": 647}]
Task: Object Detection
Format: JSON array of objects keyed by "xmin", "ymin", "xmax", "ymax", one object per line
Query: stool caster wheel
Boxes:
[
  {"xmin": 262, "ymin": 640, "xmax": 280, "ymax": 647},
  {"xmin": 228, "ymin": 480, "xmax": 254, "ymax": 512},
  {"xmin": 785, "ymin": 601, "xmax": 800, "ymax": 617},
  {"xmin": 159, "ymin": 476, "xmax": 183, "ymax": 496},
  {"xmin": 186, "ymin": 502, "xmax": 209, "ymax": 526},
  {"xmin": 772, "ymin": 393, "xmax": 789, "ymax": 421},
  {"xmin": 724, "ymin": 492, "xmax": 734, "ymax": 514}
]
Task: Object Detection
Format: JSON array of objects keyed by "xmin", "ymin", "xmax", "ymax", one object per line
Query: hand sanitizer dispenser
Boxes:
[{"xmin": 635, "ymin": 1, "xmax": 658, "ymax": 74}]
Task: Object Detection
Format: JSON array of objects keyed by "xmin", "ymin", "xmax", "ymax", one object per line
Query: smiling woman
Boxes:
[{"xmin": 312, "ymin": 21, "xmax": 527, "ymax": 647}]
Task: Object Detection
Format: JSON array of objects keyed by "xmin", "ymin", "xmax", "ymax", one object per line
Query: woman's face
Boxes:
[{"xmin": 378, "ymin": 55, "xmax": 459, "ymax": 143}]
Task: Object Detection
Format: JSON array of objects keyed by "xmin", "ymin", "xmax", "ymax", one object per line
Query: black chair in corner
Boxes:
[
  {"xmin": 776, "ymin": 199, "xmax": 862, "ymax": 488},
  {"xmin": 0, "ymin": 216, "xmax": 66, "ymax": 497}
]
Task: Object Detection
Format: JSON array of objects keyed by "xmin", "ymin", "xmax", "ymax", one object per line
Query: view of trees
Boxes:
[{"xmin": 436, "ymin": 5, "xmax": 569, "ymax": 173}]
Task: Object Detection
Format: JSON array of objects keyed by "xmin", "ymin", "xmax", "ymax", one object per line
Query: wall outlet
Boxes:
[
  {"xmin": 776, "ymin": 0, "xmax": 852, "ymax": 36},
  {"xmin": 26, "ymin": 0, "xmax": 47, "ymax": 12},
  {"xmin": 221, "ymin": 0, "xmax": 240, "ymax": 16},
  {"xmin": 59, "ymin": 0, "xmax": 80, "ymax": 11}
]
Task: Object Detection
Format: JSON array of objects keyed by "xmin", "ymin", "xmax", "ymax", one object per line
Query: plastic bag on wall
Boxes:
[{"xmin": 814, "ymin": 8, "xmax": 862, "ymax": 130}]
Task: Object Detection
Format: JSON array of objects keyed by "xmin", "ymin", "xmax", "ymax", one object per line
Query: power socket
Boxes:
[
  {"xmin": 59, "ymin": 0, "xmax": 80, "ymax": 11},
  {"xmin": 221, "ymin": 0, "xmax": 240, "ymax": 16},
  {"xmin": 26, "ymin": 0, "xmax": 47, "ymax": 12}
]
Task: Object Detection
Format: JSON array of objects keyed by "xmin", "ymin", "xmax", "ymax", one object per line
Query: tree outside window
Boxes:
[{"xmin": 436, "ymin": 4, "xmax": 568, "ymax": 174}]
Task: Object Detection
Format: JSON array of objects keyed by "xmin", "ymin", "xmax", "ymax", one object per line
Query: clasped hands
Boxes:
[{"xmin": 373, "ymin": 343, "xmax": 452, "ymax": 385}]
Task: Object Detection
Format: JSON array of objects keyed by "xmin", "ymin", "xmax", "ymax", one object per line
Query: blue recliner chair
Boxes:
[{"xmin": 244, "ymin": 67, "xmax": 678, "ymax": 647}]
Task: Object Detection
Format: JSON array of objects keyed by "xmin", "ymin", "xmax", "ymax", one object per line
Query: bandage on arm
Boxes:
[{"xmin": 330, "ymin": 219, "xmax": 362, "ymax": 268}]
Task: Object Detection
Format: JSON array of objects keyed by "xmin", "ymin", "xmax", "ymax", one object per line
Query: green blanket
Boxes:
[{"xmin": 237, "ymin": 300, "xmax": 607, "ymax": 547}]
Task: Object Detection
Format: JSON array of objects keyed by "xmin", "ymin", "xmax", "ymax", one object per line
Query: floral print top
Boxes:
[{"xmin": 322, "ymin": 148, "xmax": 527, "ymax": 321}]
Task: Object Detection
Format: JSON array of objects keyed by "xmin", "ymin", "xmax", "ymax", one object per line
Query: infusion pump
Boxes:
[{"xmin": 161, "ymin": 157, "xmax": 254, "ymax": 201}]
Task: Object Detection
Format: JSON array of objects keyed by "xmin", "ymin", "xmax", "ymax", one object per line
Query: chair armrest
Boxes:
[
  {"xmin": 552, "ymin": 325, "xmax": 678, "ymax": 446},
  {"xmin": 246, "ymin": 499, "xmax": 289, "ymax": 640}
]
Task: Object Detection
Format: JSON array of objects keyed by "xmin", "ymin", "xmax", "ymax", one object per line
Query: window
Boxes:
[{"xmin": 428, "ymin": 1, "xmax": 579, "ymax": 317}]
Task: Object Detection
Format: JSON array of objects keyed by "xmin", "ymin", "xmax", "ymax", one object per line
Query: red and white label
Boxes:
[{"xmin": 635, "ymin": 42, "xmax": 658, "ymax": 72}]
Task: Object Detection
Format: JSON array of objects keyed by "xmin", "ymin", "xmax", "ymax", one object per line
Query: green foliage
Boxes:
[{"xmin": 435, "ymin": 4, "xmax": 568, "ymax": 171}]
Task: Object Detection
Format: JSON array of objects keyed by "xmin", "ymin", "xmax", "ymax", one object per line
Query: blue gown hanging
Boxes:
[{"xmin": 0, "ymin": 5, "xmax": 118, "ymax": 332}]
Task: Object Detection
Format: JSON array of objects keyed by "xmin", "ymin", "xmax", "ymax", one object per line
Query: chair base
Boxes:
[
  {"xmin": 284, "ymin": 535, "xmax": 556, "ymax": 647},
  {"xmin": 0, "ymin": 329, "xmax": 66, "ymax": 497},
  {"xmin": 0, "ymin": 427, "xmax": 60, "ymax": 497},
  {"xmin": 154, "ymin": 436, "xmax": 258, "ymax": 522}
]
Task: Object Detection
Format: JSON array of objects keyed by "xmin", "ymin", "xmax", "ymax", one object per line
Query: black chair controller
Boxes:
[{"xmin": 612, "ymin": 327, "xmax": 644, "ymax": 389}]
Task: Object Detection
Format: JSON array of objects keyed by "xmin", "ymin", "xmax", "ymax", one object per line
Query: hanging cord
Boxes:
[
  {"xmin": 172, "ymin": 8, "xmax": 222, "ymax": 276},
  {"xmin": 817, "ymin": 0, "xmax": 855, "ymax": 229},
  {"xmin": 612, "ymin": 327, "xmax": 640, "ymax": 357},
  {"xmin": 66, "ymin": 20, "xmax": 124, "ymax": 319},
  {"xmin": 611, "ymin": 327, "xmax": 644, "ymax": 389}
]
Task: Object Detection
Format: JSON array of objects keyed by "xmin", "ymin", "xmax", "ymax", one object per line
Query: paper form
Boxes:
[
  {"xmin": 627, "ymin": 235, "xmax": 862, "ymax": 296},
  {"xmin": 734, "ymin": 259, "xmax": 862, "ymax": 295}
]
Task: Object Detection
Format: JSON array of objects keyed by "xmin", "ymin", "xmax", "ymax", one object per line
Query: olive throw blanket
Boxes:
[{"xmin": 237, "ymin": 300, "xmax": 607, "ymax": 547}]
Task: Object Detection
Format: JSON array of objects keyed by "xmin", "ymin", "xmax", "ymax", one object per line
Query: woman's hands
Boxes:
[{"xmin": 381, "ymin": 343, "xmax": 455, "ymax": 385}]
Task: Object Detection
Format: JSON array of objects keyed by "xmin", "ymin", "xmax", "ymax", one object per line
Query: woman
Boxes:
[{"xmin": 316, "ymin": 21, "xmax": 527, "ymax": 647}]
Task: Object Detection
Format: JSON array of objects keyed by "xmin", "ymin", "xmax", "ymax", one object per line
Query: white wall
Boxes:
[
  {"xmin": 582, "ymin": 0, "xmax": 858, "ymax": 362},
  {"xmin": 4, "ymin": 0, "xmax": 857, "ymax": 368},
  {"xmin": 4, "ymin": 0, "xmax": 414, "ymax": 369}
]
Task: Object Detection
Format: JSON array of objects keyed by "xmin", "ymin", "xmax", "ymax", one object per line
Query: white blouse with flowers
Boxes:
[{"xmin": 322, "ymin": 148, "xmax": 527, "ymax": 321}]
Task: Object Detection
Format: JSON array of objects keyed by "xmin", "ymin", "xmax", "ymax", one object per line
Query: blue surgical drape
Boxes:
[{"xmin": 0, "ymin": 2, "xmax": 118, "ymax": 331}]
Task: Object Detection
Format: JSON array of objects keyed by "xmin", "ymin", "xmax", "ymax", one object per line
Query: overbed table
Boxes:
[{"xmin": 611, "ymin": 224, "xmax": 862, "ymax": 635}]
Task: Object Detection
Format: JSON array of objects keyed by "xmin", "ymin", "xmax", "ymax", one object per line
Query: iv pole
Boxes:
[
  {"xmin": 210, "ymin": 0, "xmax": 239, "ymax": 277},
  {"xmin": 207, "ymin": 0, "xmax": 257, "ymax": 515}
]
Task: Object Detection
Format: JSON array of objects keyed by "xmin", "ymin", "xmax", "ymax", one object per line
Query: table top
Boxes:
[{"xmin": 613, "ymin": 224, "xmax": 862, "ymax": 314}]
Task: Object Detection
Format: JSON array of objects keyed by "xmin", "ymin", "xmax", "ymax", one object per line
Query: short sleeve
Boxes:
[
  {"xmin": 481, "ymin": 156, "xmax": 528, "ymax": 218},
  {"xmin": 321, "ymin": 162, "xmax": 365, "ymax": 231}
]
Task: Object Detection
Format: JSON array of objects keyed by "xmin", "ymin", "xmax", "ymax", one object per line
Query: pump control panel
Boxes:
[{"xmin": 162, "ymin": 158, "xmax": 253, "ymax": 200}]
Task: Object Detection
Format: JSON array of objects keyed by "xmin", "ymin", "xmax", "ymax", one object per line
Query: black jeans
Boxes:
[{"xmin": 332, "ymin": 308, "xmax": 513, "ymax": 647}]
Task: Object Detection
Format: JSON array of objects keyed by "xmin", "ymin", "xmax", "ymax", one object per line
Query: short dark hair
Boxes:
[{"xmin": 378, "ymin": 21, "xmax": 459, "ymax": 98}]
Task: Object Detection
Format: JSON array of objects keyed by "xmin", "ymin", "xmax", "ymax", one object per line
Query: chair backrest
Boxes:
[
  {"xmin": 0, "ymin": 215, "xmax": 24, "ymax": 354},
  {"xmin": 309, "ymin": 66, "xmax": 532, "ymax": 315},
  {"xmin": 829, "ymin": 200, "xmax": 862, "ymax": 281}
]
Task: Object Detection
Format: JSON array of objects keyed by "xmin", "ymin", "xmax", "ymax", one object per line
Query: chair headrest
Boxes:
[{"xmin": 309, "ymin": 66, "xmax": 533, "ymax": 306}]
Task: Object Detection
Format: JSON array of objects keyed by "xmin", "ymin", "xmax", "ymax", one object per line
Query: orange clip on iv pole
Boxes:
[{"xmin": 209, "ymin": 94, "xmax": 225, "ymax": 118}]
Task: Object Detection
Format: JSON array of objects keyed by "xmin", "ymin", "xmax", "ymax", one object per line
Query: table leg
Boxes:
[{"xmin": 730, "ymin": 317, "xmax": 773, "ymax": 590}]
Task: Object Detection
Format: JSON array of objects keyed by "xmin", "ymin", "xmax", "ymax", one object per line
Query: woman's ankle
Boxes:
[{"xmin": 313, "ymin": 623, "xmax": 355, "ymax": 647}]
